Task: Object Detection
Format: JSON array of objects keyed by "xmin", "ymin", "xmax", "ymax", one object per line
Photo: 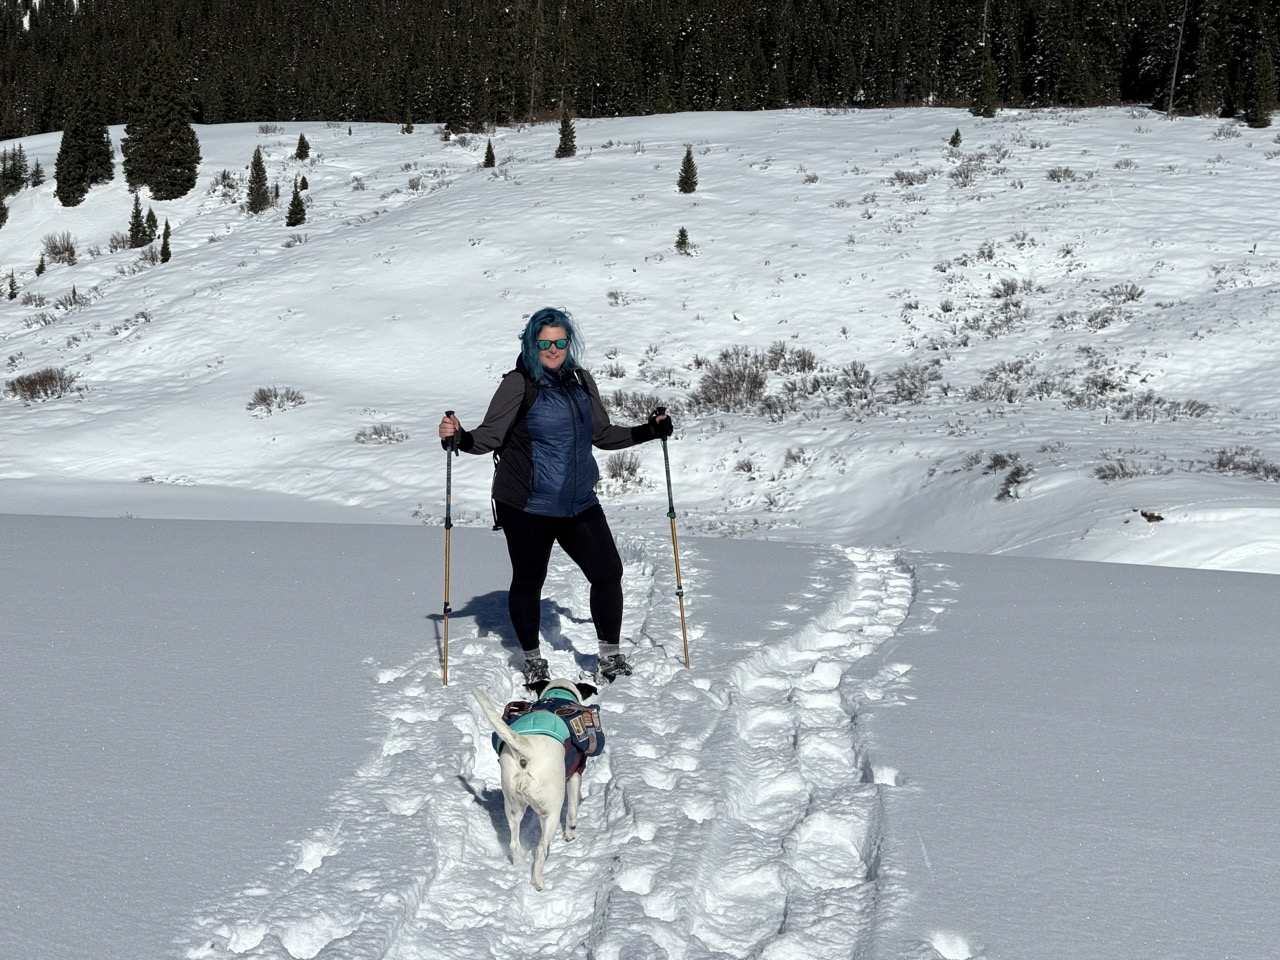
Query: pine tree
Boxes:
[
  {"xmin": 160, "ymin": 220, "xmax": 172, "ymax": 263},
  {"xmin": 145, "ymin": 207, "xmax": 158, "ymax": 242},
  {"xmin": 1, "ymin": 145, "xmax": 29, "ymax": 197},
  {"xmin": 285, "ymin": 182, "xmax": 307, "ymax": 227},
  {"xmin": 555, "ymin": 109, "xmax": 576, "ymax": 158},
  {"xmin": 246, "ymin": 146, "xmax": 271, "ymax": 214},
  {"xmin": 678, "ymin": 146, "xmax": 698, "ymax": 193},
  {"xmin": 128, "ymin": 192, "xmax": 148, "ymax": 248},
  {"xmin": 973, "ymin": 54, "xmax": 1000, "ymax": 118},
  {"xmin": 121, "ymin": 41, "xmax": 202, "ymax": 200},
  {"xmin": 1244, "ymin": 46, "xmax": 1277, "ymax": 128},
  {"xmin": 295, "ymin": 133, "xmax": 311, "ymax": 161},
  {"xmin": 54, "ymin": 91, "xmax": 115, "ymax": 207},
  {"xmin": 484, "ymin": 139, "xmax": 496, "ymax": 168}
]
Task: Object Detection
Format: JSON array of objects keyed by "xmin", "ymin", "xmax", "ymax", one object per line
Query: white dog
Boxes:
[{"xmin": 472, "ymin": 680, "xmax": 600, "ymax": 890}]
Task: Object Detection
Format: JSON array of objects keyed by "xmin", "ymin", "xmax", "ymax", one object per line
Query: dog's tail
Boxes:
[{"xmin": 471, "ymin": 688, "xmax": 536, "ymax": 766}]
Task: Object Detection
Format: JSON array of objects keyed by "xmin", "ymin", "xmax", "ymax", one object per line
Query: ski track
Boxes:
[{"xmin": 180, "ymin": 542, "xmax": 915, "ymax": 960}]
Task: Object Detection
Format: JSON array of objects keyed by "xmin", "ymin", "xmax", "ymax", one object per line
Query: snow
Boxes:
[{"xmin": 2, "ymin": 107, "xmax": 1279, "ymax": 959}]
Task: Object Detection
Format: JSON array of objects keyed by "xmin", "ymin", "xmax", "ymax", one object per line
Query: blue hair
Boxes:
[{"xmin": 520, "ymin": 306, "xmax": 585, "ymax": 380}]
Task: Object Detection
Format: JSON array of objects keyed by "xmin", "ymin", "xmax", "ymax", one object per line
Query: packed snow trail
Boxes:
[{"xmin": 183, "ymin": 536, "xmax": 914, "ymax": 960}]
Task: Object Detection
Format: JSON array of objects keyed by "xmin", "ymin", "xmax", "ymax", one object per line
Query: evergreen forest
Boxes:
[{"xmin": 2, "ymin": 0, "xmax": 1277, "ymax": 142}]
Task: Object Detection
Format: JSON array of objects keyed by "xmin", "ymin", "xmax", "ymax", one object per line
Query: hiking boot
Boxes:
[
  {"xmin": 597, "ymin": 653, "xmax": 632, "ymax": 684},
  {"xmin": 522, "ymin": 656, "xmax": 550, "ymax": 686}
]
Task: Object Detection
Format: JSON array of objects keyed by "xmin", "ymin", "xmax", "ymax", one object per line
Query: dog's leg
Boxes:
[
  {"xmin": 529, "ymin": 781, "xmax": 565, "ymax": 891},
  {"xmin": 504, "ymin": 793, "xmax": 526, "ymax": 867},
  {"xmin": 564, "ymin": 772, "xmax": 582, "ymax": 842}
]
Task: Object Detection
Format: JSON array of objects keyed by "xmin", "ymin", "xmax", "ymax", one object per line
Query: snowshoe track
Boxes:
[{"xmin": 181, "ymin": 541, "xmax": 914, "ymax": 960}]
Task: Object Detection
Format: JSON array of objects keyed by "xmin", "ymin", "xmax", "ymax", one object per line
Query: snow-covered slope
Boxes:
[
  {"xmin": 4, "ymin": 514, "xmax": 1277, "ymax": 960},
  {"xmin": 4, "ymin": 108, "xmax": 1280, "ymax": 572}
]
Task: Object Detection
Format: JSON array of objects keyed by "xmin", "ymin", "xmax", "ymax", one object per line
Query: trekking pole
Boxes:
[
  {"xmin": 656, "ymin": 407, "xmax": 691, "ymax": 668},
  {"xmin": 442, "ymin": 411, "xmax": 457, "ymax": 686}
]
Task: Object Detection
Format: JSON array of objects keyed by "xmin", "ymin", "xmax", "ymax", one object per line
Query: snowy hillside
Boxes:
[
  {"xmin": 4, "ymin": 108, "xmax": 1280, "ymax": 572},
  {"xmin": 3, "ymin": 108, "xmax": 1280, "ymax": 960}
]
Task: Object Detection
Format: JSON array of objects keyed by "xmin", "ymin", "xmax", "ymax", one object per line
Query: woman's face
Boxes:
[{"xmin": 536, "ymin": 325, "xmax": 569, "ymax": 372}]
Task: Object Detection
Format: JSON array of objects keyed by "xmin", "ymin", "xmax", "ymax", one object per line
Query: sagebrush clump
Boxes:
[{"xmin": 4, "ymin": 366, "xmax": 81, "ymax": 401}]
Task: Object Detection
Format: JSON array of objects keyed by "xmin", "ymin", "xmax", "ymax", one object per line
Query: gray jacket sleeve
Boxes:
[
  {"xmin": 455, "ymin": 371, "xmax": 526, "ymax": 455},
  {"xmin": 582, "ymin": 369, "xmax": 651, "ymax": 450}
]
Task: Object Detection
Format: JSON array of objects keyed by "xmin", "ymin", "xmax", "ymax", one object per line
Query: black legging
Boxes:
[{"xmin": 494, "ymin": 501, "xmax": 625, "ymax": 654}]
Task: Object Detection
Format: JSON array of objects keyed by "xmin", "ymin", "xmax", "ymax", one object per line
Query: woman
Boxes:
[{"xmin": 439, "ymin": 307, "xmax": 673, "ymax": 686}]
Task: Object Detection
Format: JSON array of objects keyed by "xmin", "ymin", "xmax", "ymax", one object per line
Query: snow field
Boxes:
[{"xmin": 180, "ymin": 536, "xmax": 913, "ymax": 960}]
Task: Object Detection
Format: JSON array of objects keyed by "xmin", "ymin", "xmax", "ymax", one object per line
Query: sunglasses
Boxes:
[{"xmin": 535, "ymin": 338, "xmax": 570, "ymax": 350}]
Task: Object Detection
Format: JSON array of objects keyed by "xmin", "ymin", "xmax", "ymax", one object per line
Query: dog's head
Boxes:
[{"xmin": 528, "ymin": 677, "xmax": 597, "ymax": 702}]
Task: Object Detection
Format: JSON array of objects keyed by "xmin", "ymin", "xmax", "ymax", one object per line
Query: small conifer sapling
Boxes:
[
  {"xmin": 128, "ymin": 192, "xmax": 148, "ymax": 247},
  {"xmin": 678, "ymin": 146, "xmax": 698, "ymax": 194},
  {"xmin": 246, "ymin": 147, "xmax": 271, "ymax": 214},
  {"xmin": 285, "ymin": 183, "xmax": 306, "ymax": 227},
  {"xmin": 555, "ymin": 110, "xmax": 576, "ymax": 158}
]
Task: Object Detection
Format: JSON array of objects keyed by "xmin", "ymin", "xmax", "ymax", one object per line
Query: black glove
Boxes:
[{"xmin": 648, "ymin": 409, "xmax": 674, "ymax": 439}]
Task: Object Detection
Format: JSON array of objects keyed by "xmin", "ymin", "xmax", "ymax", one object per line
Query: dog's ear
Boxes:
[
  {"xmin": 575, "ymin": 681, "xmax": 598, "ymax": 701},
  {"xmin": 526, "ymin": 680, "xmax": 550, "ymax": 697}
]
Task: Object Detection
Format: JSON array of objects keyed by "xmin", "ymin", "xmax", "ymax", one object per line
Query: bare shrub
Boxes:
[
  {"xmin": 950, "ymin": 162, "xmax": 980, "ymax": 187},
  {"xmin": 4, "ymin": 366, "xmax": 81, "ymax": 401},
  {"xmin": 246, "ymin": 385, "xmax": 306, "ymax": 417},
  {"xmin": 764, "ymin": 341, "xmax": 818, "ymax": 374},
  {"xmin": 890, "ymin": 169, "xmax": 932, "ymax": 186},
  {"xmin": 1094, "ymin": 459, "xmax": 1145, "ymax": 481},
  {"xmin": 883, "ymin": 362, "xmax": 941, "ymax": 404},
  {"xmin": 1102, "ymin": 282, "xmax": 1144, "ymax": 304},
  {"xmin": 783, "ymin": 447, "xmax": 808, "ymax": 469},
  {"xmin": 991, "ymin": 277, "xmax": 1021, "ymax": 299},
  {"xmin": 608, "ymin": 389, "xmax": 670, "ymax": 422},
  {"xmin": 605, "ymin": 450, "xmax": 641, "ymax": 481},
  {"xmin": 1117, "ymin": 391, "xmax": 1211, "ymax": 421},
  {"xmin": 42, "ymin": 231, "xmax": 78, "ymax": 265},
  {"xmin": 53, "ymin": 286, "xmax": 92, "ymax": 310},
  {"xmin": 355, "ymin": 424, "xmax": 409, "ymax": 444},
  {"xmin": 997, "ymin": 462, "xmax": 1033, "ymax": 501},
  {"xmin": 688, "ymin": 346, "xmax": 768, "ymax": 414},
  {"xmin": 1208, "ymin": 447, "xmax": 1280, "ymax": 481}
]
